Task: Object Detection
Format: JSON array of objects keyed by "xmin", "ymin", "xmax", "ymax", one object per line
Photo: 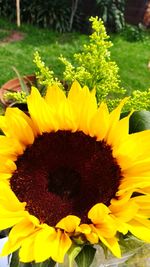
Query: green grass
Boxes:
[
  {"xmin": 110, "ymin": 34, "xmax": 150, "ymax": 94},
  {"xmin": 0, "ymin": 17, "xmax": 150, "ymax": 95},
  {"xmin": 0, "ymin": 18, "xmax": 87, "ymax": 86},
  {"xmin": 0, "ymin": 29, "xmax": 10, "ymax": 40}
]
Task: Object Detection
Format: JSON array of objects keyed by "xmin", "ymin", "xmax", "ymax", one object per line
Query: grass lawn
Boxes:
[
  {"xmin": 110, "ymin": 33, "xmax": 150, "ymax": 94},
  {"xmin": 0, "ymin": 18, "xmax": 88, "ymax": 87},
  {"xmin": 0, "ymin": 18, "xmax": 150, "ymax": 95}
]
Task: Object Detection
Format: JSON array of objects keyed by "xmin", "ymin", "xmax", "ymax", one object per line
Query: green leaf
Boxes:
[
  {"xmin": 19, "ymin": 263, "xmax": 32, "ymax": 267},
  {"xmin": 10, "ymin": 250, "xmax": 20, "ymax": 267},
  {"xmin": 12, "ymin": 66, "xmax": 29, "ymax": 94},
  {"xmin": 75, "ymin": 245, "xmax": 96, "ymax": 267},
  {"xmin": 68, "ymin": 244, "xmax": 82, "ymax": 267},
  {"xmin": 31, "ymin": 259, "xmax": 56, "ymax": 267},
  {"xmin": 119, "ymin": 234, "xmax": 144, "ymax": 254},
  {"xmin": 129, "ymin": 111, "xmax": 150, "ymax": 133}
]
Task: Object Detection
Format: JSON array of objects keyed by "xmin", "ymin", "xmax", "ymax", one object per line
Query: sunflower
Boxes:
[{"xmin": 0, "ymin": 81, "xmax": 150, "ymax": 264}]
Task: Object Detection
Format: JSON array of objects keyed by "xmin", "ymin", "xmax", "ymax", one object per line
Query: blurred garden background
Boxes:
[
  {"xmin": 0, "ymin": 0, "xmax": 150, "ymax": 95},
  {"xmin": 0, "ymin": 0, "xmax": 150, "ymax": 266}
]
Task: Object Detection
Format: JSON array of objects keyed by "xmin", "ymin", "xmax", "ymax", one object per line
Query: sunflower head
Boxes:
[{"xmin": 0, "ymin": 81, "xmax": 150, "ymax": 265}]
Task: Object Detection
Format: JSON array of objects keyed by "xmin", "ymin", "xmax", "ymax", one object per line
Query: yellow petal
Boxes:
[
  {"xmin": 3, "ymin": 108, "xmax": 35, "ymax": 146},
  {"xmin": 0, "ymin": 173, "xmax": 12, "ymax": 180},
  {"xmin": 134, "ymin": 195, "xmax": 150, "ymax": 206},
  {"xmin": 0, "ymin": 116, "xmax": 8, "ymax": 134},
  {"xmin": 27, "ymin": 87, "xmax": 58, "ymax": 134},
  {"xmin": 136, "ymin": 187, "xmax": 150, "ymax": 195},
  {"xmin": 56, "ymin": 215, "xmax": 80, "ymax": 233},
  {"xmin": 14, "ymin": 108, "xmax": 38, "ymax": 137},
  {"xmin": 34, "ymin": 226, "xmax": 72, "ymax": 263},
  {"xmin": 19, "ymin": 232, "xmax": 37, "ymax": 262},
  {"xmin": 77, "ymin": 224, "xmax": 91, "ymax": 235},
  {"xmin": 92, "ymin": 225, "xmax": 121, "ymax": 258},
  {"xmin": 111, "ymin": 216, "xmax": 128, "ymax": 235},
  {"xmin": 45, "ymin": 85, "xmax": 77, "ymax": 130},
  {"xmin": 88, "ymin": 203, "xmax": 110, "ymax": 224},
  {"xmin": 0, "ymin": 182, "xmax": 26, "ymax": 212},
  {"xmin": 0, "ymin": 182, "xmax": 27, "ymax": 229},
  {"xmin": 68, "ymin": 81, "xmax": 97, "ymax": 134},
  {"xmin": 34, "ymin": 224, "xmax": 56, "ymax": 262},
  {"xmin": 88, "ymin": 204, "xmax": 117, "ymax": 239},
  {"xmin": 114, "ymin": 130, "xmax": 150, "ymax": 170},
  {"xmin": 105, "ymin": 97, "xmax": 128, "ymax": 145},
  {"xmin": 133, "ymin": 195, "xmax": 150, "ymax": 218},
  {"xmin": 122, "ymin": 158, "xmax": 150, "ymax": 176},
  {"xmin": 1, "ymin": 218, "xmax": 36, "ymax": 256},
  {"xmin": 108, "ymin": 111, "xmax": 132, "ymax": 148},
  {"xmin": 110, "ymin": 190, "xmax": 133, "ymax": 206},
  {"xmin": 50, "ymin": 229, "xmax": 72, "ymax": 263},
  {"xmin": 56, "ymin": 100, "xmax": 77, "ymax": 131},
  {"xmin": 89, "ymin": 102, "xmax": 109, "ymax": 140},
  {"xmin": 109, "ymin": 98, "xmax": 128, "ymax": 127},
  {"xmin": 0, "ymin": 156, "xmax": 16, "ymax": 174},
  {"xmin": 127, "ymin": 218, "xmax": 150, "ymax": 242},
  {"xmin": 0, "ymin": 208, "xmax": 27, "ymax": 230},
  {"xmin": 0, "ymin": 136, "xmax": 23, "ymax": 158},
  {"xmin": 110, "ymin": 200, "xmax": 139, "ymax": 223},
  {"xmin": 45, "ymin": 84, "xmax": 66, "ymax": 107},
  {"xmin": 86, "ymin": 231, "xmax": 99, "ymax": 244},
  {"xmin": 118, "ymin": 177, "xmax": 150, "ymax": 195}
]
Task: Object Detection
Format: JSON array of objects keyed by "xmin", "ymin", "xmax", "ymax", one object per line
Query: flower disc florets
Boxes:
[{"xmin": 10, "ymin": 130, "xmax": 122, "ymax": 226}]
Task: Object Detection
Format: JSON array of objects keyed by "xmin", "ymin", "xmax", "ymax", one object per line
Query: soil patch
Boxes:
[{"xmin": 0, "ymin": 30, "xmax": 25, "ymax": 44}]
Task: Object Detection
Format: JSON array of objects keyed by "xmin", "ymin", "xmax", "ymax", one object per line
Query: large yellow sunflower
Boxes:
[{"xmin": 0, "ymin": 81, "xmax": 150, "ymax": 264}]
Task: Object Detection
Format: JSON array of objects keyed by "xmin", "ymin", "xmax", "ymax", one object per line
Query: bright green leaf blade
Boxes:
[
  {"xmin": 129, "ymin": 111, "xmax": 150, "ymax": 133},
  {"xmin": 75, "ymin": 245, "xmax": 96, "ymax": 267},
  {"xmin": 68, "ymin": 244, "xmax": 82, "ymax": 267}
]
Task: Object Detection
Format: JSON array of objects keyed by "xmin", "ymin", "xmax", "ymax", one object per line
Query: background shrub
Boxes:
[
  {"xmin": 95, "ymin": 0, "xmax": 125, "ymax": 32},
  {"xmin": 0, "ymin": 0, "xmax": 126, "ymax": 33},
  {"xmin": 0, "ymin": 0, "xmax": 83, "ymax": 32}
]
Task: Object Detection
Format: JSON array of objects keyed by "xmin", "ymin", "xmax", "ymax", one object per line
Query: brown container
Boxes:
[{"xmin": 0, "ymin": 74, "xmax": 36, "ymax": 107}]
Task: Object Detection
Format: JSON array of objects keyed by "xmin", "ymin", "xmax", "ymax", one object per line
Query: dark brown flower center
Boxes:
[{"xmin": 10, "ymin": 131, "xmax": 122, "ymax": 225}]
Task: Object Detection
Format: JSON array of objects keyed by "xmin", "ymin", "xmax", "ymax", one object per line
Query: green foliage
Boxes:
[
  {"xmin": 1, "ymin": 16, "xmax": 150, "ymax": 112},
  {"xmin": 0, "ymin": 0, "xmax": 82, "ymax": 33},
  {"xmin": 0, "ymin": 0, "xmax": 16, "ymax": 21},
  {"xmin": 4, "ymin": 91, "xmax": 28, "ymax": 104},
  {"xmin": 121, "ymin": 24, "xmax": 147, "ymax": 42},
  {"xmin": 0, "ymin": 29, "xmax": 10, "ymax": 40},
  {"xmin": 33, "ymin": 51, "xmax": 62, "ymax": 89},
  {"xmin": 28, "ymin": 17, "xmax": 150, "ymax": 112},
  {"xmin": 22, "ymin": 0, "xmax": 73, "ymax": 33},
  {"xmin": 125, "ymin": 89, "xmax": 150, "ymax": 111},
  {"xmin": 96, "ymin": 0, "xmax": 125, "ymax": 32},
  {"xmin": 107, "ymin": 89, "xmax": 150, "ymax": 112},
  {"xmin": 75, "ymin": 245, "xmax": 96, "ymax": 267},
  {"xmin": 129, "ymin": 111, "xmax": 150, "ymax": 133},
  {"xmin": 60, "ymin": 16, "xmax": 125, "ymax": 102}
]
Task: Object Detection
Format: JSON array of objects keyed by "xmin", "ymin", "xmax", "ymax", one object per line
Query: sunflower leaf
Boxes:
[
  {"xmin": 19, "ymin": 263, "xmax": 32, "ymax": 267},
  {"xmin": 10, "ymin": 250, "xmax": 19, "ymax": 267},
  {"xmin": 68, "ymin": 244, "xmax": 82, "ymax": 267},
  {"xmin": 31, "ymin": 259, "xmax": 56, "ymax": 267},
  {"xmin": 75, "ymin": 245, "xmax": 96, "ymax": 267},
  {"xmin": 129, "ymin": 111, "xmax": 150, "ymax": 133}
]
